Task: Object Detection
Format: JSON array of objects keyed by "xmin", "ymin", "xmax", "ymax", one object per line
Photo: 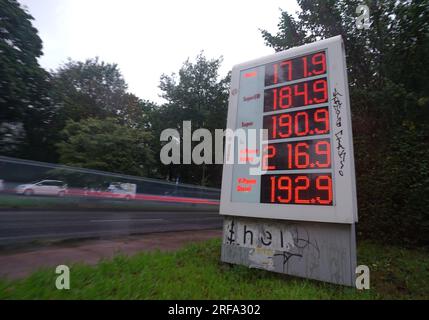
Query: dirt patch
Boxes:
[{"xmin": 0, "ymin": 229, "xmax": 222, "ymax": 279}]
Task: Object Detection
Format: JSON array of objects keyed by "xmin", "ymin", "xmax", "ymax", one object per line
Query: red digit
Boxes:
[
  {"xmin": 262, "ymin": 145, "xmax": 276, "ymax": 171},
  {"xmin": 295, "ymin": 142, "xmax": 310, "ymax": 169},
  {"xmin": 279, "ymin": 86, "xmax": 292, "ymax": 109},
  {"xmin": 302, "ymin": 56, "xmax": 308, "ymax": 78},
  {"xmin": 272, "ymin": 88, "xmax": 278, "ymax": 110},
  {"xmin": 316, "ymin": 175, "xmax": 333, "ymax": 205},
  {"xmin": 281, "ymin": 60, "xmax": 292, "ymax": 81},
  {"xmin": 295, "ymin": 175, "xmax": 310, "ymax": 204},
  {"xmin": 273, "ymin": 64, "xmax": 278, "ymax": 84},
  {"xmin": 270, "ymin": 176, "xmax": 276, "ymax": 202},
  {"xmin": 312, "ymin": 52, "xmax": 326, "ymax": 75},
  {"xmin": 295, "ymin": 111, "xmax": 309, "ymax": 136},
  {"xmin": 277, "ymin": 176, "xmax": 292, "ymax": 203},
  {"xmin": 314, "ymin": 108, "xmax": 329, "ymax": 134},
  {"xmin": 271, "ymin": 116, "xmax": 277, "ymax": 139},
  {"xmin": 313, "ymin": 79, "xmax": 328, "ymax": 103},
  {"xmin": 315, "ymin": 141, "xmax": 331, "ymax": 168},
  {"xmin": 287, "ymin": 143, "xmax": 293, "ymax": 169},
  {"xmin": 293, "ymin": 82, "xmax": 308, "ymax": 105},
  {"xmin": 278, "ymin": 113, "xmax": 292, "ymax": 138}
]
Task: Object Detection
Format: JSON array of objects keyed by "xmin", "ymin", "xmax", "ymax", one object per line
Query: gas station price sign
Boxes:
[{"xmin": 220, "ymin": 36, "xmax": 358, "ymax": 224}]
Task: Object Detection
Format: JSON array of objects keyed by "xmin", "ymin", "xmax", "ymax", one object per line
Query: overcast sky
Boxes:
[{"xmin": 19, "ymin": 0, "xmax": 299, "ymax": 103}]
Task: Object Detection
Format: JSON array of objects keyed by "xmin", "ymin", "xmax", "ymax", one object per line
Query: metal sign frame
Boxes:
[{"xmin": 220, "ymin": 36, "xmax": 357, "ymax": 224}]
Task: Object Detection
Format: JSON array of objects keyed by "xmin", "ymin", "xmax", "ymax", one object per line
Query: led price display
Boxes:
[
  {"xmin": 264, "ymin": 78, "xmax": 328, "ymax": 112},
  {"xmin": 265, "ymin": 51, "xmax": 327, "ymax": 86},
  {"xmin": 262, "ymin": 138, "xmax": 331, "ymax": 171},
  {"xmin": 260, "ymin": 173, "xmax": 333, "ymax": 205},
  {"xmin": 260, "ymin": 50, "xmax": 334, "ymax": 206},
  {"xmin": 263, "ymin": 106, "xmax": 330, "ymax": 140}
]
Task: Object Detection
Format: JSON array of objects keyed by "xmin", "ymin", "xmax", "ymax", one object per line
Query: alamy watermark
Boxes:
[
  {"xmin": 356, "ymin": 265, "xmax": 370, "ymax": 290},
  {"xmin": 55, "ymin": 265, "xmax": 70, "ymax": 290},
  {"xmin": 160, "ymin": 121, "xmax": 269, "ymax": 176},
  {"xmin": 356, "ymin": 4, "xmax": 372, "ymax": 30}
]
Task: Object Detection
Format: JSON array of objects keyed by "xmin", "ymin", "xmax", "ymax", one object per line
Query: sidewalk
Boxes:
[{"xmin": 0, "ymin": 229, "xmax": 222, "ymax": 279}]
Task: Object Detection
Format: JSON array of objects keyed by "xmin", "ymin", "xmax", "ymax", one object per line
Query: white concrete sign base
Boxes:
[{"xmin": 221, "ymin": 216, "xmax": 357, "ymax": 286}]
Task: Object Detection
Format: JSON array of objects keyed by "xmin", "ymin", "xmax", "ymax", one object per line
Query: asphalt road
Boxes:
[{"xmin": 0, "ymin": 210, "xmax": 223, "ymax": 246}]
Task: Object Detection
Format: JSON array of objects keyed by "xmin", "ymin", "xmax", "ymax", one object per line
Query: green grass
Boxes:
[{"xmin": 0, "ymin": 239, "xmax": 428, "ymax": 299}]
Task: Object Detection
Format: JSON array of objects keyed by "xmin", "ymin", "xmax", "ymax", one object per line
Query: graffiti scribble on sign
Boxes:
[
  {"xmin": 332, "ymin": 88, "xmax": 347, "ymax": 176},
  {"xmin": 226, "ymin": 219, "xmax": 236, "ymax": 245},
  {"xmin": 275, "ymin": 226, "xmax": 320, "ymax": 272}
]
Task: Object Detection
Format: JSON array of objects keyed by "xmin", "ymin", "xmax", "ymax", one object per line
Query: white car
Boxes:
[
  {"xmin": 107, "ymin": 182, "xmax": 136, "ymax": 200},
  {"xmin": 15, "ymin": 180, "xmax": 67, "ymax": 197}
]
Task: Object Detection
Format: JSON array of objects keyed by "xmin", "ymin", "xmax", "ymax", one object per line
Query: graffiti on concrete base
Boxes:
[{"xmin": 224, "ymin": 218, "xmax": 320, "ymax": 271}]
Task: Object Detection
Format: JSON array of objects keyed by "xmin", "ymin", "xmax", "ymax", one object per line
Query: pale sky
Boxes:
[{"xmin": 19, "ymin": 0, "xmax": 299, "ymax": 104}]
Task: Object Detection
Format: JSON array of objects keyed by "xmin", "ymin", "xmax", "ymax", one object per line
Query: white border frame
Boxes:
[{"xmin": 220, "ymin": 36, "xmax": 358, "ymax": 224}]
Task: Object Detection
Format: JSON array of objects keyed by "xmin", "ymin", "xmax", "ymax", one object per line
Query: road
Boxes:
[{"xmin": 0, "ymin": 210, "xmax": 223, "ymax": 246}]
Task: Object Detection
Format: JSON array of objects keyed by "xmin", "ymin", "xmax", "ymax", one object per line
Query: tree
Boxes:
[
  {"xmin": 47, "ymin": 58, "xmax": 154, "ymax": 161},
  {"xmin": 261, "ymin": 0, "xmax": 429, "ymax": 115},
  {"xmin": 50, "ymin": 58, "xmax": 151, "ymax": 126},
  {"xmin": 260, "ymin": 0, "xmax": 429, "ymax": 246},
  {"xmin": 0, "ymin": 0, "xmax": 53, "ymax": 160},
  {"xmin": 57, "ymin": 118, "xmax": 155, "ymax": 177},
  {"xmin": 159, "ymin": 52, "xmax": 230, "ymax": 130},
  {"xmin": 155, "ymin": 52, "xmax": 230, "ymax": 186}
]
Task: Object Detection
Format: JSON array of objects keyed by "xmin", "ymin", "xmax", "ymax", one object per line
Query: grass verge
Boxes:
[{"xmin": 0, "ymin": 239, "xmax": 428, "ymax": 299}]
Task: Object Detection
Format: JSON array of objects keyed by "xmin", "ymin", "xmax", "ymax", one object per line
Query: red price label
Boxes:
[
  {"xmin": 265, "ymin": 51, "xmax": 327, "ymax": 86},
  {"xmin": 261, "ymin": 174, "xmax": 333, "ymax": 205},
  {"xmin": 264, "ymin": 78, "xmax": 328, "ymax": 112}
]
